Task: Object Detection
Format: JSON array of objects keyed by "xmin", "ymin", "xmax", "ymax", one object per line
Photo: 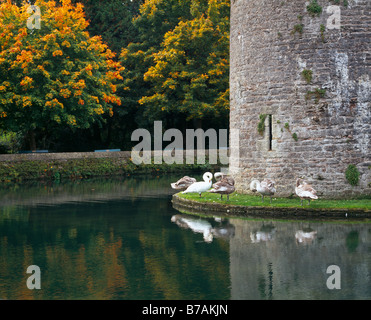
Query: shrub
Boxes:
[
  {"xmin": 345, "ymin": 164, "xmax": 360, "ymax": 186},
  {"xmin": 307, "ymin": 0, "xmax": 322, "ymax": 17}
]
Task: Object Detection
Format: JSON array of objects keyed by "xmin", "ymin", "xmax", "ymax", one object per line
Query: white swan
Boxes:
[
  {"xmin": 182, "ymin": 172, "xmax": 213, "ymax": 197},
  {"xmin": 250, "ymin": 179, "xmax": 276, "ymax": 203},
  {"xmin": 208, "ymin": 172, "xmax": 235, "ymax": 201},
  {"xmin": 171, "ymin": 176, "xmax": 196, "ymax": 190},
  {"xmin": 295, "ymin": 178, "xmax": 318, "ymax": 206}
]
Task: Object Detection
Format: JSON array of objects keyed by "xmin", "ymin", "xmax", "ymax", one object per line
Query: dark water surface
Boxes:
[{"xmin": 0, "ymin": 175, "xmax": 370, "ymax": 300}]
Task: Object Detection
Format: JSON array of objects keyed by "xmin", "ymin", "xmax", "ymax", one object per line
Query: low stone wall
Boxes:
[
  {"xmin": 0, "ymin": 150, "xmax": 221, "ymax": 182},
  {"xmin": 0, "ymin": 149, "xmax": 221, "ymax": 163},
  {"xmin": 0, "ymin": 151, "xmax": 131, "ymax": 162}
]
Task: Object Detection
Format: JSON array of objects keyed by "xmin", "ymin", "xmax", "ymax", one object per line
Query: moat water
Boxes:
[{"xmin": 0, "ymin": 175, "xmax": 370, "ymax": 300}]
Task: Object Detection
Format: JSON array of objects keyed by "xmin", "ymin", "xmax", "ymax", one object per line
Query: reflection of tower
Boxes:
[
  {"xmin": 230, "ymin": 0, "xmax": 371, "ymax": 198},
  {"xmin": 229, "ymin": 219, "xmax": 370, "ymax": 299}
]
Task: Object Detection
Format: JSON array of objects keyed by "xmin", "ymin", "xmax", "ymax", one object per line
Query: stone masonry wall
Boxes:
[{"xmin": 229, "ymin": 0, "xmax": 371, "ymax": 198}]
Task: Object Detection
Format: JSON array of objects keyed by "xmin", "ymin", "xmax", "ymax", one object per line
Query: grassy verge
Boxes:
[
  {"xmin": 177, "ymin": 192, "xmax": 371, "ymax": 211},
  {"xmin": 0, "ymin": 158, "xmax": 217, "ymax": 182}
]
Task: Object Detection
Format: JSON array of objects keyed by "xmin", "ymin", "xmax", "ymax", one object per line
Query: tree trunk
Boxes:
[{"xmin": 27, "ymin": 130, "xmax": 36, "ymax": 151}]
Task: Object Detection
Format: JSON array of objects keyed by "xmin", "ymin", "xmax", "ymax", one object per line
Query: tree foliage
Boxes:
[
  {"xmin": 0, "ymin": 0, "xmax": 230, "ymax": 151},
  {"xmin": 71, "ymin": 0, "xmax": 144, "ymax": 55},
  {"xmin": 139, "ymin": 0, "xmax": 230, "ymax": 122},
  {"xmin": 119, "ymin": 0, "xmax": 230, "ymax": 133},
  {"xmin": 0, "ymin": 0, "xmax": 123, "ymax": 149}
]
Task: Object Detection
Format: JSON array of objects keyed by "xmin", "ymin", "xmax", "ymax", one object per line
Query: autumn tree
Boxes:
[
  {"xmin": 140, "ymin": 0, "xmax": 230, "ymax": 124},
  {"xmin": 0, "ymin": 0, "xmax": 123, "ymax": 150},
  {"xmin": 119, "ymin": 0, "xmax": 230, "ymax": 138},
  {"xmin": 118, "ymin": 0, "xmax": 196, "ymax": 134}
]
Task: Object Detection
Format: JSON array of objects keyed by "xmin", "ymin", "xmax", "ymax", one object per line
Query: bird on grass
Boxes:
[
  {"xmin": 208, "ymin": 172, "xmax": 235, "ymax": 201},
  {"xmin": 250, "ymin": 178, "xmax": 276, "ymax": 204},
  {"xmin": 182, "ymin": 172, "xmax": 213, "ymax": 197},
  {"xmin": 171, "ymin": 176, "xmax": 196, "ymax": 191},
  {"xmin": 295, "ymin": 178, "xmax": 318, "ymax": 206}
]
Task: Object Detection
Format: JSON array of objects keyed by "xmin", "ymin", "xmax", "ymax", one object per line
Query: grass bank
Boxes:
[
  {"xmin": 177, "ymin": 192, "xmax": 371, "ymax": 210},
  {"xmin": 173, "ymin": 192, "xmax": 370, "ymax": 220},
  {"xmin": 0, "ymin": 157, "xmax": 216, "ymax": 182}
]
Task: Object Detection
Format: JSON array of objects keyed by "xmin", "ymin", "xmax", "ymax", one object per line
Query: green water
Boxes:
[{"xmin": 0, "ymin": 176, "xmax": 370, "ymax": 300}]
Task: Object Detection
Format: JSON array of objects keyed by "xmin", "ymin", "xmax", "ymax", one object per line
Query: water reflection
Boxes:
[
  {"xmin": 171, "ymin": 214, "xmax": 235, "ymax": 243},
  {"xmin": 0, "ymin": 177, "xmax": 370, "ymax": 300},
  {"xmin": 0, "ymin": 175, "xmax": 230, "ymax": 300},
  {"xmin": 295, "ymin": 228, "xmax": 317, "ymax": 245},
  {"xmin": 228, "ymin": 219, "xmax": 370, "ymax": 300},
  {"xmin": 0, "ymin": 176, "xmax": 176, "ymax": 208},
  {"xmin": 250, "ymin": 224, "xmax": 275, "ymax": 243}
]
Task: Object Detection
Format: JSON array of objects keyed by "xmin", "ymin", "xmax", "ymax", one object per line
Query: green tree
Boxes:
[
  {"xmin": 71, "ymin": 0, "xmax": 144, "ymax": 55},
  {"xmin": 115, "ymin": 0, "xmax": 198, "ymax": 146},
  {"xmin": 140, "ymin": 0, "xmax": 230, "ymax": 124},
  {"xmin": 118, "ymin": 0, "xmax": 229, "ymax": 145},
  {"xmin": 0, "ymin": 0, "xmax": 123, "ymax": 150}
]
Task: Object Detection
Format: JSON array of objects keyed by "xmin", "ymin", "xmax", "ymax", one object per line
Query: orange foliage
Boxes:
[{"xmin": 0, "ymin": 0, "xmax": 123, "ymax": 131}]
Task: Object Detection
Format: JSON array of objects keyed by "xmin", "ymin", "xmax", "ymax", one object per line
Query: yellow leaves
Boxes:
[
  {"xmin": 74, "ymin": 90, "xmax": 82, "ymax": 97},
  {"xmin": 10, "ymin": 50, "xmax": 33, "ymax": 70},
  {"xmin": 169, "ymin": 71, "xmax": 179, "ymax": 79},
  {"xmin": 62, "ymin": 40, "xmax": 71, "ymax": 48},
  {"xmin": 91, "ymin": 96, "xmax": 99, "ymax": 104},
  {"xmin": 59, "ymin": 88, "xmax": 71, "ymax": 99},
  {"xmin": 37, "ymin": 65, "xmax": 51, "ymax": 78},
  {"xmin": 52, "ymin": 50, "xmax": 63, "ymax": 57},
  {"xmin": 20, "ymin": 76, "xmax": 34, "ymax": 90},
  {"xmin": 71, "ymin": 79, "xmax": 86, "ymax": 90},
  {"xmin": 103, "ymin": 93, "xmax": 121, "ymax": 106},
  {"xmin": 105, "ymin": 70, "xmax": 123, "ymax": 81},
  {"xmin": 109, "ymin": 83, "xmax": 117, "ymax": 94},
  {"xmin": 23, "ymin": 97, "xmax": 32, "ymax": 108},
  {"xmin": 20, "ymin": 76, "xmax": 33, "ymax": 85},
  {"xmin": 0, "ymin": 0, "xmax": 125, "ymax": 129},
  {"xmin": 94, "ymin": 106, "xmax": 104, "ymax": 115},
  {"xmin": 162, "ymin": 78, "xmax": 177, "ymax": 90},
  {"xmin": 67, "ymin": 115, "xmax": 77, "ymax": 126},
  {"xmin": 84, "ymin": 64, "xmax": 93, "ymax": 76},
  {"xmin": 144, "ymin": 66, "xmax": 163, "ymax": 82},
  {"xmin": 0, "ymin": 112, "xmax": 7, "ymax": 118},
  {"xmin": 42, "ymin": 34, "xmax": 57, "ymax": 43},
  {"xmin": 45, "ymin": 98, "xmax": 64, "ymax": 109}
]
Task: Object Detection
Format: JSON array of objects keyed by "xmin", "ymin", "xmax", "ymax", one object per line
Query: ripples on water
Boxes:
[{"xmin": 0, "ymin": 175, "xmax": 370, "ymax": 300}]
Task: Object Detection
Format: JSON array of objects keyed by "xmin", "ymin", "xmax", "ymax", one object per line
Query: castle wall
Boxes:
[{"xmin": 229, "ymin": 0, "xmax": 371, "ymax": 198}]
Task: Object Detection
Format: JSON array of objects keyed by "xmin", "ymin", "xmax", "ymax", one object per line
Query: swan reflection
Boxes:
[
  {"xmin": 250, "ymin": 224, "xmax": 276, "ymax": 243},
  {"xmin": 171, "ymin": 215, "xmax": 235, "ymax": 243},
  {"xmin": 295, "ymin": 229, "xmax": 317, "ymax": 244}
]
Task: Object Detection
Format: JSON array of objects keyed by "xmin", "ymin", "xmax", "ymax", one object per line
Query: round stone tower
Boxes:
[{"xmin": 229, "ymin": 0, "xmax": 370, "ymax": 198}]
